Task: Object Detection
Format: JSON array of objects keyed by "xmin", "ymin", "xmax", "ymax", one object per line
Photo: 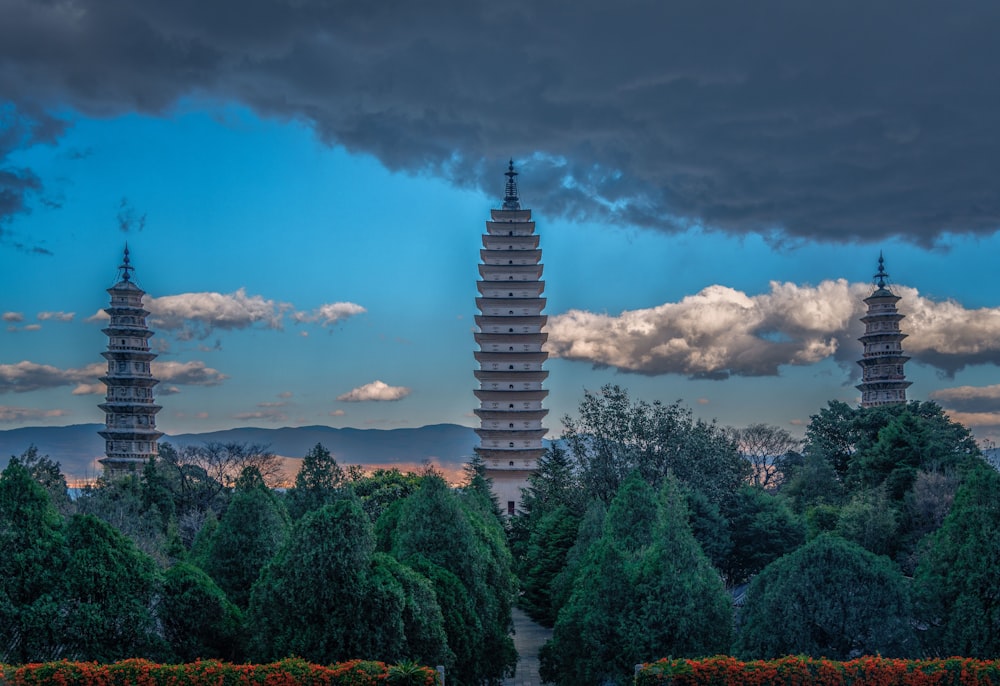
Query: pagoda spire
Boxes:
[
  {"xmin": 874, "ymin": 251, "xmax": 889, "ymax": 290},
  {"xmin": 502, "ymin": 159, "xmax": 521, "ymax": 210},
  {"xmin": 118, "ymin": 243, "xmax": 135, "ymax": 283}
]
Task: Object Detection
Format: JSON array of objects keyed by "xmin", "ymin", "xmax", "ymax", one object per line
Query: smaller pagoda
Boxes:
[
  {"xmin": 98, "ymin": 246, "xmax": 163, "ymax": 475},
  {"xmin": 857, "ymin": 253, "xmax": 911, "ymax": 408}
]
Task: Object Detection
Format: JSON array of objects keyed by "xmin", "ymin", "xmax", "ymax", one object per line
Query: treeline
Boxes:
[
  {"xmin": 510, "ymin": 385, "xmax": 1000, "ymax": 686},
  {"xmin": 0, "ymin": 443, "xmax": 515, "ymax": 686}
]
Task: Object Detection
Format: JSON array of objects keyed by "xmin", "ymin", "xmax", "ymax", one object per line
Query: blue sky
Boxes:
[{"xmin": 5, "ymin": 2, "xmax": 1000, "ymax": 448}]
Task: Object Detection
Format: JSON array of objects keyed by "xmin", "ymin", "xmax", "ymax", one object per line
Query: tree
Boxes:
[
  {"xmin": 389, "ymin": 475, "xmax": 517, "ymax": 685},
  {"xmin": 178, "ymin": 441, "xmax": 284, "ymax": 489},
  {"xmin": 286, "ymin": 443, "xmax": 344, "ymax": 520},
  {"xmin": 562, "ymin": 384, "xmax": 748, "ymax": 505},
  {"xmin": 518, "ymin": 505, "xmax": 581, "ymax": 627},
  {"xmin": 736, "ymin": 534, "xmax": 916, "ymax": 660},
  {"xmin": 76, "ymin": 473, "xmax": 171, "ymax": 565},
  {"xmin": 721, "ymin": 485, "xmax": 805, "ymax": 586},
  {"xmin": 348, "ymin": 467, "xmax": 423, "ymax": 523},
  {"xmin": 541, "ymin": 473, "xmax": 732, "ymax": 686},
  {"xmin": 201, "ymin": 466, "xmax": 290, "ymax": 607},
  {"xmin": 0, "ymin": 460, "xmax": 68, "ymax": 663},
  {"xmin": 248, "ymin": 498, "xmax": 443, "ymax": 666},
  {"xmin": 60, "ymin": 514, "xmax": 165, "ymax": 661},
  {"xmin": 13, "ymin": 445, "xmax": 74, "ymax": 516},
  {"xmin": 160, "ymin": 562, "xmax": 245, "ymax": 662},
  {"xmin": 913, "ymin": 465, "xmax": 1000, "ymax": 657},
  {"xmin": 835, "ymin": 486, "xmax": 899, "ymax": 557},
  {"xmin": 729, "ymin": 423, "xmax": 802, "ymax": 490}
]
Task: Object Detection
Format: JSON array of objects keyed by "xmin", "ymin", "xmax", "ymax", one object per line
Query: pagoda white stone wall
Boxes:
[{"xmin": 474, "ymin": 164, "xmax": 549, "ymax": 515}]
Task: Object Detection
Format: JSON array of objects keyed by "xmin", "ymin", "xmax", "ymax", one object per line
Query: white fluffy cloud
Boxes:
[
  {"xmin": 293, "ymin": 302, "xmax": 367, "ymax": 327},
  {"xmin": 548, "ymin": 280, "xmax": 1000, "ymax": 379},
  {"xmin": 2, "ymin": 312, "xmax": 24, "ymax": 323},
  {"xmin": 337, "ymin": 380, "xmax": 411, "ymax": 402},
  {"xmin": 147, "ymin": 288, "xmax": 292, "ymax": 340}
]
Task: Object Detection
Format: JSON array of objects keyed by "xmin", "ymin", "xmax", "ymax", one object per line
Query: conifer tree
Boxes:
[
  {"xmin": 202, "ymin": 466, "xmax": 290, "ymax": 607},
  {"xmin": 286, "ymin": 442, "xmax": 344, "ymax": 520},
  {"xmin": 0, "ymin": 460, "xmax": 68, "ymax": 663},
  {"xmin": 160, "ymin": 562, "xmax": 245, "ymax": 662},
  {"xmin": 913, "ymin": 465, "xmax": 1000, "ymax": 657},
  {"xmin": 61, "ymin": 514, "xmax": 165, "ymax": 661}
]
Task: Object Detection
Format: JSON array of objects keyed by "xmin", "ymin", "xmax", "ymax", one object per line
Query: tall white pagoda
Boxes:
[
  {"xmin": 857, "ymin": 253, "xmax": 911, "ymax": 408},
  {"xmin": 474, "ymin": 161, "xmax": 549, "ymax": 515},
  {"xmin": 98, "ymin": 246, "xmax": 163, "ymax": 475}
]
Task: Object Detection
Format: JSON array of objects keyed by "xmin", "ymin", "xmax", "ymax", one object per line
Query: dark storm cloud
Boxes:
[{"xmin": 3, "ymin": 0, "xmax": 1000, "ymax": 243}]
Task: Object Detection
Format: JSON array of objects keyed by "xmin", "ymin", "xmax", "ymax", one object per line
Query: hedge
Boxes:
[
  {"xmin": 0, "ymin": 658, "xmax": 439, "ymax": 686},
  {"xmin": 636, "ymin": 656, "xmax": 1000, "ymax": 686}
]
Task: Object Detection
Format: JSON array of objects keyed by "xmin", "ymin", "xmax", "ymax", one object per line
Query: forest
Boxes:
[{"xmin": 2, "ymin": 384, "xmax": 999, "ymax": 686}]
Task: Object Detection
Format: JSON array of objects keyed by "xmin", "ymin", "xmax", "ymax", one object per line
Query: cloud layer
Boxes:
[
  {"xmin": 547, "ymin": 280, "xmax": 1000, "ymax": 380},
  {"xmin": 4, "ymin": 2, "xmax": 1000, "ymax": 245},
  {"xmin": 337, "ymin": 380, "xmax": 411, "ymax": 403}
]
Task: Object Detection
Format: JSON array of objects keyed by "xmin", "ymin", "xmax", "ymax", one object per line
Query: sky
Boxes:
[{"xmin": 5, "ymin": 1, "xmax": 1000, "ymax": 448}]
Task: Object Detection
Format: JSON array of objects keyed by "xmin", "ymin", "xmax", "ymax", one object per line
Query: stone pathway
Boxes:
[{"xmin": 503, "ymin": 606, "xmax": 553, "ymax": 686}]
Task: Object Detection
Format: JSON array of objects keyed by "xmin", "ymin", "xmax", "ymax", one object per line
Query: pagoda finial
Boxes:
[
  {"xmin": 118, "ymin": 243, "xmax": 134, "ymax": 283},
  {"xmin": 874, "ymin": 251, "xmax": 889, "ymax": 289},
  {"xmin": 502, "ymin": 159, "xmax": 521, "ymax": 210}
]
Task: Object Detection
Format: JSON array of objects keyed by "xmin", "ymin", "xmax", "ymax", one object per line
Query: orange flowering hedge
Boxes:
[
  {"xmin": 0, "ymin": 658, "xmax": 439, "ymax": 686},
  {"xmin": 636, "ymin": 656, "xmax": 1000, "ymax": 686}
]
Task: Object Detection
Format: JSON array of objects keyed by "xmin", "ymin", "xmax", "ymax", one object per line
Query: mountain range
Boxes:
[{"xmin": 0, "ymin": 423, "xmax": 482, "ymax": 480}]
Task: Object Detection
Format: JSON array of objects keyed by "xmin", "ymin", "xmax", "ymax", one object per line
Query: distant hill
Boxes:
[{"xmin": 0, "ymin": 423, "xmax": 481, "ymax": 479}]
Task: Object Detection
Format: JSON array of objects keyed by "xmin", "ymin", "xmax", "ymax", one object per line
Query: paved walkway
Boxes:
[{"xmin": 503, "ymin": 607, "xmax": 553, "ymax": 686}]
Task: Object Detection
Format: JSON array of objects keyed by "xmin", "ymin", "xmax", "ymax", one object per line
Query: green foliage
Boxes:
[
  {"xmin": 835, "ymin": 486, "xmax": 899, "ymax": 557},
  {"xmin": 721, "ymin": 485, "xmax": 805, "ymax": 586},
  {"xmin": 541, "ymin": 473, "xmax": 732, "ymax": 686},
  {"xmin": 13, "ymin": 445, "xmax": 74, "ymax": 516},
  {"xmin": 913, "ymin": 465, "xmax": 1000, "ymax": 657},
  {"xmin": 248, "ymin": 499, "xmax": 433, "ymax": 666},
  {"xmin": 160, "ymin": 562, "xmax": 245, "ymax": 662},
  {"xmin": 0, "ymin": 460, "xmax": 68, "ymax": 663},
  {"xmin": 736, "ymin": 534, "xmax": 916, "ymax": 660},
  {"xmin": 286, "ymin": 443, "xmax": 345, "ymax": 520},
  {"xmin": 75, "ymin": 474, "xmax": 170, "ymax": 564},
  {"xmin": 201, "ymin": 467, "xmax": 290, "ymax": 608},
  {"xmin": 518, "ymin": 505, "xmax": 580, "ymax": 627},
  {"xmin": 389, "ymin": 475, "xmax": 516, "ymax": 686},
  {"xmin": 562, "ymin": 384, "xmax": 749, "ymax": 505},
  {"xmin": 61, "ymin": 514, "xmax": 165, "ymax": 661},
  {"xmin": 350, "ymin": 468, "xmax": 423, "ymax": 523}
]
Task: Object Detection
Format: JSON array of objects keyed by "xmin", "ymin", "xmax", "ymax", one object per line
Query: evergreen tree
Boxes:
[
  {"xmin": 349, "ymin": 467, "xmax": 423, "ymax": 523},
  {"xmin": 913, "ymin": 465, "xmax": 1000, "ymax": 657},
  {"xmin": 61, "ymin": 513, "xmax": 165, "ymax": 661},
  {"xmin": 541, "ymin": 473, "xmax": 732, "ymax": 686},
  {"xmin": 160, "ymin": 562, "xmax": 245, "ymax": 662},
  {"xmin": 202, "ymin": 466, "xmax": 290, "ymax": 607},
  {"xmin": 518, "ymin": 504, "xmax": 581, "ymax": 626},
  {"xmin": 390, "ymin": 475, "xmax": 517, "ymax": 685},
  {"xmin": 736, "ymin": 534, "xmax": 915, "ymax": 660},
  {"xmin": 249, "ymin": 498, "xmax": 432, "ymax": 665},
  {"xmin": 0, "ymin": 460, "xmax": 68, "ymax": 663},
  {"xmin": 286, "ymin": 443, "xmax": 344, "ymax": 520}
]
